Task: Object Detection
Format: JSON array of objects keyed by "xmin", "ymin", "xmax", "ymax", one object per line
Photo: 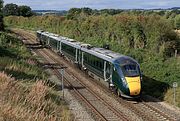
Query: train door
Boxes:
[
  {"xmin": 77, "ymin": 50, "xmax": 82, "ymax": 68},
  {"xmin": 57, "ymin": 41, "xmax": 61, "ymax": 52},
  {"xmin": 39, "ymin": 33, "xmax": 42, "ymax": 45},
  {"xmin": 104, "ymin": 61, "xmax": 113, "ymax": 84},
  {"xmin": 75, "ymin": 48, "xmax": 78, "ymax": 63},
  {"xmin": 40, "ymin": 34, "xmax": 43, "ymax": 44},
  {"xmin": 46, "ymin": 36, "xmax": 50, "ymax": 47},
  {"xmin": 59, "ymin": 41, "xmax": 62, "ymax": 54}
]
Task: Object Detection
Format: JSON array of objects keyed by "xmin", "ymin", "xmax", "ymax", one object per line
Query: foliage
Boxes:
[
  {"xmin": 66, "ymin": 8, "xmax": 125, "ymax": 19},
  {"xmin": 0, "ymin": 31, "xmax": 72, "ymax": 120},
  {"xmin": 99, "ymin": 9, "xmax": 123, "ymax": 15},
  {"xmin": 0, "ymin": 72, "xmax": 71, "ymax": 121},
  {"xmin": 67, "ymin": 7, "xmax": 93, "ymax": 20},
  {"xmin": 4, "ymin": 14, "xmax": 180, "ymax": 58},
  {"xmin": 18, "ymin": 5, "xmax": 33, "ymax": 17},
  {"xmin": 0, "ymin": 0, "xmax": 3, "ymax": 9},
  {"xmin": 3, "ymin": 3, "xmax": 19, "ymax": 16},
  {"xmin": 4, "ymin": 14, "xmax": 180, "ymax": 104},
  {"xmin": 0, "ymin": 13, "xmax": 4, "ymax": 30},
  {"xmin": 175, "ymin": 14, "xmax": 180, "ymax": 29},
  {"xmin": 0, "ymin": 0, "xmax": 4, "ymax": 31},
  {"xmin": 0, "ymin": 32, "xmax": 46, "ymax": 80},
  {"xmin": 164, "ymin": 86, "xmax": 180, "ymax": 107},
  {"xmin": 3, "ymin": 3, "xmax": 33, "ymax": 17},
  {"xmin": 4, "ymin": 14, "xmax": 180, "ymax": 57},
  {"xmin": 0, "ymin": 32, "xmax": 31, "ymax": 59}
]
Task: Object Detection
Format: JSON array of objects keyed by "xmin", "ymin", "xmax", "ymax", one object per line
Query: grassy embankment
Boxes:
[
  {"xmin": 4, "ymin": 15, "xmax": 180, "ymax": 107},
  {"xmin": 0, "ymin": 31, "xmax": 72, "ymax": 120}
]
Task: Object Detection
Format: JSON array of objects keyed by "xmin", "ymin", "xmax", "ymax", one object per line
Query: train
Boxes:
[{"xmin": 37, "ymin": 30, "xmax": 142, "ymax": 98}]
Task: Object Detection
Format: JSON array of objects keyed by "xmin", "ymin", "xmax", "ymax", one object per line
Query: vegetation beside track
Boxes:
[
  {"xmin": 0, "ymin": 31, "xmax": 72, "ymax": 120},
  {"xmin": 4, "ymin": 14, "xmax": 180, "ymax": 107}
]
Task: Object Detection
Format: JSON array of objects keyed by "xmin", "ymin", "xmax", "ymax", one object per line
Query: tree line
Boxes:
[
  {"xmin": 66, "ymin": 7, "xmax": 180, "ymax": 29},
  {"xmin": 2, "ymin": 2, "xmax": 180, "ymax": 29},
  {"xmin": 4, "ymin": 14, "xmax": 180, "ymax": 58}
]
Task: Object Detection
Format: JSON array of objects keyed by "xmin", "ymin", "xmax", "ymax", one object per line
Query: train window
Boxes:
[
  {"xmin": 50, "ymin": 38, "xmax": 57, "ymax": 49},
  {"xmin": 91, "ymin": 55, "xmax": 93, "ymax": 65},
  {"xmin": 62, "ymin": 44, "xmax": 76, "ymax": 56},
  {"xmin": 84, "ymin": 56, "xmax": 87, "ymax": 62},
  {"xmin": 87, "ymin": 55, "xmax": 89, "ymax": 63},
  {"xmin": 93, "ymin": 60, "xmax": 96, "ymax": 66},
  {"xmin": 87, "ymin": 54, "xmax": 90, "ymax": 64},
  {"xmin": 99, "ymin": 62, "xmax": 102, "ymax": 69},
  {"xmin": 97, "ymin": 59, "xmax": 99, "ymax": 67},
  {"xmin": 97, "ymin": 61, "xmax": 100, "ymax": 68}
]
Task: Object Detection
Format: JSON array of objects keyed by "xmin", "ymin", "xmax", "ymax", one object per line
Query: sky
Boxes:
[{"xmin": 4, "ymin": 0, "xmax": 180, "ymax": 10}]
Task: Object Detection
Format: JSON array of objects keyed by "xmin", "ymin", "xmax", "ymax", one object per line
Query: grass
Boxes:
[
  {"xmin": 0, "ymin": 72, "xmax": 71, "ymax": 121},
  {"xmin": 164, "ymin": 87, "xmax": 180, "ymax": 107},
  {"xmin": 0, "ymin": 57, "xmax": 46, "ymax": 80},
  {"xmin": 0, "ymin": 31, "xmax": 72, "ymax": 120}
]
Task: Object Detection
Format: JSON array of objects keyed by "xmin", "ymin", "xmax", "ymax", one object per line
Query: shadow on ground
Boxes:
[
  {"xmin": 46, "ymin": 79, "xmax": 85, "ymax": 91},
  {"xmin": 141, "ymin": 75, "xmax": 170, "ymax": 102},
  {"xmin": 39, "ymin": 62, "xmax": 65, "ymax": 69},
  {"xmin": 25, "ymin": 43, "xmax": 44, "ymax": 49}
]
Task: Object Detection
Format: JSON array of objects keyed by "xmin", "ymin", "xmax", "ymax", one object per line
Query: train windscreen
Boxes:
[{"xmin": 121, "ymin": 64, "xmax": 140, "ymax": 77}]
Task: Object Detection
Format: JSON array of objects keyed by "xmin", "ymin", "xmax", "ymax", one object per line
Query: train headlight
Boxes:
[
  {"xmin": 140, "ymin": 76, "xmax": 143, "ymax": 81},
  {"xmin": 121, "ymin": 77, "xmax": 127, "ymax": 85}
]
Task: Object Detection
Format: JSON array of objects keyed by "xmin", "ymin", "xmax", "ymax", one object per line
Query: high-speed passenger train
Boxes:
[{"xmin": 37, "ymin": 30, "xmax": 142, "ymax": 98}]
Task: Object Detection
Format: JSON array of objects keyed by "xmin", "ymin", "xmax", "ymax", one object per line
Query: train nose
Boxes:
[
  {"xmin": 125, "ymin": 77, "xmax": 141, "ymax": 96},
  {"xmin": 128, "ymin": 82, "xmax": 141, "ymax": 95}
]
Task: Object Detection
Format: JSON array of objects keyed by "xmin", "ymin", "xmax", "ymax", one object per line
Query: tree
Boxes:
[
  {"xmin": 67, "ymin": 8, "xmax": 81, "ymax": 19},
  {"xmin": 81, "ymin": 7, "xmax": 92, "ymax": 15},
  {"xmin": 157, "ymin": 10, "xmax": 165, "ymax": 16},
  {"xmin": 0, "ymin": 0, "xmax": 3, "ymax": 9},
  {"xmin": 3, "ymin": 4, "xmax": 33, "ymax": 17},
  {"xmin": 175, "ymin": 15, "xmax": 180, "ymax": 29},
  {"xmin": 100, "ymin": 9, "xmax": 123, "ymax": 15},
  {"xmin": 0, "ymin": 0, "xmax": 4, "ymax": 31},
  {"xmin": 18, "ymin": 5, "xmax": 33, "ymax": 17},
  {"xmin": 3, "ymin": 3, "xmax": 19, "ymax": 16},
  {"xmin": 67, "ymin": 7, "xmax": 93, "ymax": 19}
]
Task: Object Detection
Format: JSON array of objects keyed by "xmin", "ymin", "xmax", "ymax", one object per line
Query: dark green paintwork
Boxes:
[{"xmin": 112, "ymin": 68, "xmax": 130, "ymax": 95}]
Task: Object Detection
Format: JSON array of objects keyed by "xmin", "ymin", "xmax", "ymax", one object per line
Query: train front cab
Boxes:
[{"xmin": 112, "ymin": 60, "xmax": 142, "ymax": 98}]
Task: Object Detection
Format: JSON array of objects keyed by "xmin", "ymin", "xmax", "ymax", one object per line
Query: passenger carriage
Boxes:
[{"xmin": 37, "ymin": 30, "xmax": 142, "ymax": 98}]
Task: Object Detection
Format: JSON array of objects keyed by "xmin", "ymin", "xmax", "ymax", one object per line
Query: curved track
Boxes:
[
  {"xmin": 14, "ymin": 29, "xmax": 130, "ymax": 121},
  {"xmin": 38, "ymin": 50, "xmax": 129, "ymax": 121},
  {"xmin": 12, "ymin": 28, "xmax": 180, "ymax": 121}
]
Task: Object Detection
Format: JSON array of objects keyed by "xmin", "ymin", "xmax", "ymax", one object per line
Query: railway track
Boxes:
[
  {"xmin": 12, "ymin": 28, "xmax": 180, "ymax": 121},
  {"xmin": 14, "ymin": 29, "xmax": 130, "ymax": 121},
  {"xmin": 37, "ymin": 49, "xmax": 129, "ymax": 121}
]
